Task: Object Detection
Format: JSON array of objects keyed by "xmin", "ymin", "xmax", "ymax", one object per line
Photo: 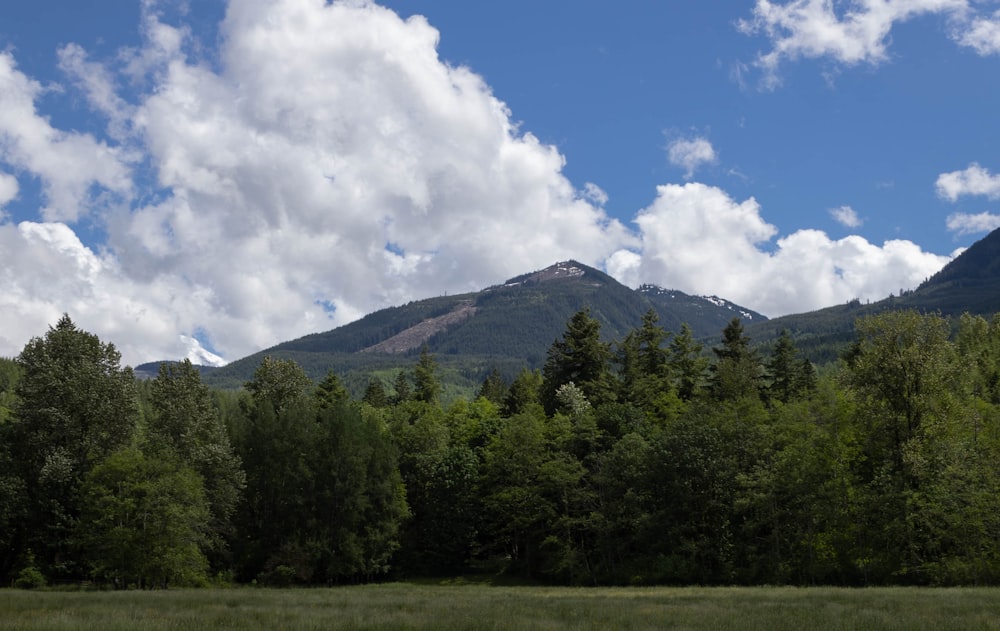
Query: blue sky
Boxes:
[{"xmin": 1, "ymin": 0, "xmax": 999, "ymax": 365}]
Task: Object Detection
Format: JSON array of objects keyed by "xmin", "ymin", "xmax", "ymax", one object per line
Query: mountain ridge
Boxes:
[
  {"xmin": 141, "ymin": 228, "xmax": 1000, "ymax": 391},
  {"xmin": 181, "ymin": 260, "xmax": 765, "ymax": 391}
]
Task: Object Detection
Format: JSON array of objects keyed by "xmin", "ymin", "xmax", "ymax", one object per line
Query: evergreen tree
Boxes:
[
  {"xmin": 669, "ymin": 323, "xmax": 707, "ymax": 402},
  {"xmin": 477, "ymin": 367, "xmax": 508, "ymax": 406},
  {"xmin": 503, "ymin": 368, "xmax": 543, "ymax": 417},
  {"xmin": 618, "ymin": 309, "xmax": 676, "ymax": 414},
  {"xmin": 362, "ymin": 377, "xmax": 389, "ymax": 408},
  {"xmin": 413, "ymin": 346, "xmax": 441, "ymax": 404},
  {"xmin": 392, "ymin": 370, "xmax": 412, "ymax": 405},
  {"xmin": 315, "ymin": 370, "xmax": 351, "ymax": 409},
  {"xmin": 710, "ymin": 317, "xmax": 763, "ymax": 402},
  {"xmin": 767, "ymin": 330, "xmax": 815, "ymax": 404},
  {"xmin": 541, "ymin": 309, "xmax": 614, "ymax": 415}
]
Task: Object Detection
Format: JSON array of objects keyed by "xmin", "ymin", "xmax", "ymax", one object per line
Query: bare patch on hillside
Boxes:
[{"xmin": 360, "ymin": 301, "xmax": 478, "ymax": 354}]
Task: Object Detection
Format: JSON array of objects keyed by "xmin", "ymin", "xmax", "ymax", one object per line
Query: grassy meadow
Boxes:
[{"xmin": 2, "ymin": 584, "xmax": 1000, "ymax": 631}]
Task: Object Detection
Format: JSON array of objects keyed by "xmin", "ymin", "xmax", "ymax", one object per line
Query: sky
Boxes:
[{"xmin": 1, "ymin": 0, "xmax": 999, "ymax": 367}]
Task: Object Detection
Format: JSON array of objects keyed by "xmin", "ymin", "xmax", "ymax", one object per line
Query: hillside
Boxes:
[
  {"xmin": 198, "ymin": 261, "xmax": 765, "ymax": 393},
  {"xmin": 746, "ymin": 228, "xmax": 1000, "ymax": 362}
]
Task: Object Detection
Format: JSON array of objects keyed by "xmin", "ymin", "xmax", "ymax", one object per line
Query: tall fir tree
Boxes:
[{"xmin": 541, "ymin": 309, "xmax": 614, "ymax": 415}]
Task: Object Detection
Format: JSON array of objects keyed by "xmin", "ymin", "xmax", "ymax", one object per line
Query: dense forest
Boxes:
[{"xmin": 3, "ymin": 308, "xmax": 1000, "ymax": 588}]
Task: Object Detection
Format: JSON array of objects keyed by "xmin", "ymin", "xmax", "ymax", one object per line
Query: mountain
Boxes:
[
  {"xmin": 745, "ymin": 228, "xmax": 1000, "ymax": 362},
  {"xmin": 198, "ymin": 260, "xmax": 765, "ymax": 394}
]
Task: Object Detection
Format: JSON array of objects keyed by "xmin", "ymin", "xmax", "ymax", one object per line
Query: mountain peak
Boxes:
[{"xmin": 500, "ymin": 260, "xmax": 604, "ymax": 288}]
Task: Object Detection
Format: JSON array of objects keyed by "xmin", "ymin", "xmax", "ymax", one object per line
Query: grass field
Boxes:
[{"xmin": 2, "ymin": 583, "xmax": 1000, "ymax": 630}]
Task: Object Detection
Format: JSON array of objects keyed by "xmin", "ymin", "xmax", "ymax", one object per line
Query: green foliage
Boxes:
[
  {"xmin": 477, "ymin": 367, "xmax": 508, "ymax": 406},
  {"xmin": 315, "ymin": 370, "xmax": 350, "ymax": 409},
  {"xmin": 710, "ymin": 317, "xmax": 765, "ymax": 402},
  {"xmin": 362, "ymin": 376, "xmax": 389, "ymax": 408},
  {"xmin": 413, "ymin": 346, "xmax": 441, "ymax": 404},
  {"xmin": 0, "ymin": 357, "xmax": 21, "ymax": 425},
  {"xmin": 78, "ymin": 447, "xmax": 211, "ymax": 587},
  {"xmin": 11, "ymin": 307, "xmax": 1000, "ymax": 588},
  {"xmin": 541, "ymin": 309, "xmax": 615, "ymax": 414},
  {"xmin": 13, "ymin": 551, "xmax": 45, "ymax": 589},
  {"xmin": 147, "ymin": 360, "xmax": 245, "ymax": 570},
  {"xmin": 2, "ymin": 315, "xmax": 139, "ymax": 581},
  {"xmin": 243, "ymin": 356, "xmax": 311, "ymax": 412},
  {"xmin": 233, "ymin": 357, "xmax": 407, "ymax": 584}
]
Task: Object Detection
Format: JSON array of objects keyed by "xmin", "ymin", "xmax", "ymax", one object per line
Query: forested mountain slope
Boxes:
[
  {"xmin": 196, "ymin": 261, "xmax": 765, "ymax": 391},
  {"xmin": 746, "ymin": 227, "xmax": 1000, "ymax": 362}
]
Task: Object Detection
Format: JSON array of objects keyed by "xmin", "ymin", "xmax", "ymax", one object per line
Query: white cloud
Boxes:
[
  {"xmin": 0, "ymin": 0, "xmax": 635, "ymax": 364},
  {"xmin": 667, "ymin": 137, "xmax": 718, "ymax": 179},
  {"xmin": 936, "ymin": 163, "xmax": 1000, "ymax": 201},
  {"xmin": 0, "ymin": 53, "xmax": 134, "ymax": 222},
  {"xmin": 738, "ymin": 0, "xmax": 970, "ymax": 86},
  {"xmin": 946, "ymin": 212, "xmax": 1000, "ymax": 236},
  {"xmin": 582, "ymin": 182, "xmax": 609, "ymax": 206},
  {"xmin": 57, "ymin": 44, "xmax": 136, "ymax": 141},
  {"xmin": 0, "ymin": 172, "xmax": 18, "ymax": 208},
  {"xmin": 0, "ymin": 221, "xmax": 224, "ymax": 365},
  {"xmin": 958, "ymin": 9, "xmax": 1000, "ymax": 55},
  {"xmin": 611, "ymin": 183, "xmax": 950, "ymax": 316},
  {"xmin": 830, "ymin": 205, "xmax": 862, "ymax": 228},
  {"xmin": 0, "ymin": 0, "xmax": 957, "ymax": 365}
]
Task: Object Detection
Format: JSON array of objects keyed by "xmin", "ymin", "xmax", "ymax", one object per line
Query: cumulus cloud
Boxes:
[
  {"xmin": 0, "ymin": 0, "xmax": 635, "ymax": 364},
  {"xmin": 936, "ymin": 163, "xmax": 1000, "ymax": 201},
  {"xmin": 0, "ymin": 53, "xmax": 133, "ymax": 222},
  {"xmin": 609, "ymin": 183, "xmax": 950, "ymax": 316},
  {"xmin": 958, "ymin": 9, "xmax": 1000, "ymax": 55},
  {"xmin": 667, "ymin": 137, "xmax": 718, "ymax": 179},
  {"xmin": 737, "ymin": 0, "xmax": 973, "ymax": 86},
  {"xmin": 830, "ymin": 205, "xmax": 862, "ymax": 228},
  {"xmin": 0, "ymin": 0, "xmax": 956, "ymax": 364},
  {"xmin": 946, "ymin": 212, "xmax": 1000, "ymax": 236}
]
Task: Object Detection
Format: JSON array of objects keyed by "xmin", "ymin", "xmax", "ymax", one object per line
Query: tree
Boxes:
[
  {"xmin": 843, "ymin": 311, "xmax": 974, "ymax": 582},
  {"xmin": 77, "ymin": 447, "xmax": 211, "ymax": 588},
  {"xmin": 234, "ymin": 357, "xmax": 407, "ymax": 584},
  {"xmin": 392, "ymin": 370, "xmax": 412, "ymax": 405},
  {"xmin": 244, "ymin": 356, "xmax": 312, "ymax": 413},
  {"xmin": 668, "ymin": 323, "xmax": 707, "ymax": 402},
  {"xmin": 309, "ymin": 404, "xmax": 408, "ymax": 582},
  {"xmin": 147, "ymin": 360, "xmax": 245, "ymax": 569},
  {"xmin": 477, "ymin": 368, "xmax": 508, "ymax": 406},
  {"xmin": 767, "ymin": 330, "xmax": 815, "ymax": 404},
  {"xmin": 413, "ymin": 346, "xmax": 441, "ymax": 404},
  {"xmin": 315, "ymin": 370, "xmax": 351, "ymax": 409},
  {"xmin": 710, "ymin": 317, "xmax": 763, "ymax": 402},
  {"xmin": 503, "ymin": 369, "xmax": 543, "ymax": 417},
  {"xmin": 541, "ymin": 309, "xmax": 614, "ymax": 415},
  {"xmin": 362, "ymin": 377, "xmax": 389, "ymax": 408},
  {"xmin": 3, "ymin": 315, "xmax": 139, "ymax": 580},
  {"xmin": 0, "ymin": 357, "xmax": 21, "ymax": 425}
]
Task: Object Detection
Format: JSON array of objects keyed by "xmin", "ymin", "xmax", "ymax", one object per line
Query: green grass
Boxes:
[{"xmin": 2, "ymin": 584, "xmax": 1000, "ymax": 630}]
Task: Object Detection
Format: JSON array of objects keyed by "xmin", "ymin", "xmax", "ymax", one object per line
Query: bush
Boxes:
[{"xmin": 14, "ymin": 565, "xmax": 46, "ymax": 589}]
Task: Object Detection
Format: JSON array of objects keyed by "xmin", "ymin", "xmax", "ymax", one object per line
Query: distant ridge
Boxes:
[
  {"xmin": 198, "ymin": 260, "xmax": 765, "ymax": 392},
  {"xmin": 746, "ymin": 227, "xmax": 1000, "ymax": 362}
]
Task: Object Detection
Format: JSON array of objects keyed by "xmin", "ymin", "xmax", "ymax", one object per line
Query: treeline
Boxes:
[{"xmin": 2, "ymin": 308, "xmax": 1000, "ymax": 588}]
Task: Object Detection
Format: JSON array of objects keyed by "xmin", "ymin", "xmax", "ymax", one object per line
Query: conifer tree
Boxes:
[
  {"xmin": 413, "ymin": 345, "xmax": 441, "ymax": 404},
  {"xmin": 541, "ymin": 309, "xmax": 614, "ymax": 415}
]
